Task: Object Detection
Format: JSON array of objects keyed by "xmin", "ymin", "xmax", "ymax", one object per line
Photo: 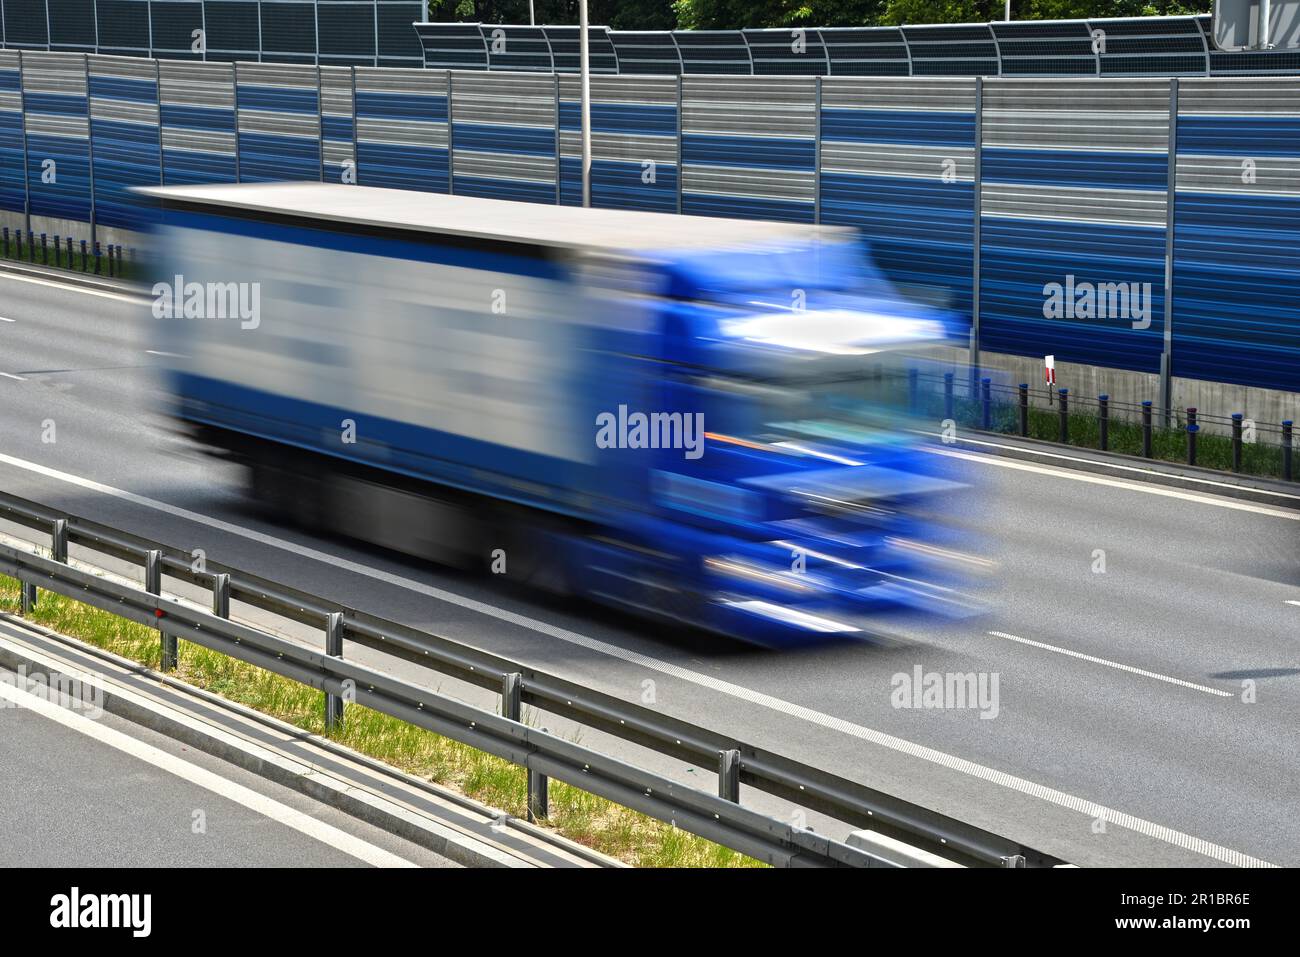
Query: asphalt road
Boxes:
[
  {"xmin": 0, "ymin": 662, "xmax": 452, "ymax": 867},
  {"xmin": 1, "ymin": 269, "xmax": 1297, "ymax": 867}
]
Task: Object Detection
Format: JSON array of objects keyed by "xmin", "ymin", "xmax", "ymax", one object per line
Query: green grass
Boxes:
[
  {"xmin": 928, "ymin": 393, "xmax": 1292, "ymax": 480},
  {"xmin": 0, "ymin": 574, "xmax": 762, "ymax": 868}
]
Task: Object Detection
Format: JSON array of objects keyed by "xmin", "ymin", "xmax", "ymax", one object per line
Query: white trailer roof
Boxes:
[{"xmin": 137, "ymin": 182, "xmax": 850, "ymax": 253}]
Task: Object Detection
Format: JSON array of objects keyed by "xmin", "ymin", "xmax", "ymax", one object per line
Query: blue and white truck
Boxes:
[{"xmin": 138, "ymin": 182, "xmax": 973, "ymax": 644}]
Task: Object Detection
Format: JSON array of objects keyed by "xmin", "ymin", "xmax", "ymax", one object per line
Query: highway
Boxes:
[
  {"xmin": 0, "ymin": 269, "xmax": 1297, "ymax": 867},
  {"xmin": 0, "ymin": 659, "xmax": 447, "ymax": 867}
]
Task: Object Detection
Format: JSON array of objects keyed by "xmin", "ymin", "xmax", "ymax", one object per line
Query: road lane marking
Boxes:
[
  {"xmin": 0, "ymin": 450, "xmax": 1276, "ymax": 867},
  {"xmin": 145, "ymin": 350, "xmax": 188, "ymax": 359},
  {"xmin": 0, "ymin": 372, "xmax": 26, "ymax": 381},
  {"xmin": 1286, "ymin": 601, "xmax": 1300, "ymax": 607},
  {"xmin": 0, "ymin": 269, "xmax": 144, "ymax": 304},
  {"xmin": 0, "ymin": 316, "xmax": 16, "ymax": 322},
  {"xmin": 987, "ymin": 630, "xmax": 1233, "ymax": 697},
  {"xmin": 0, "ymin": 674, "xmax": 418, "ymax": 867},
  {"xmin": 929, "ymin": 446, "xmax": 1300, "ymax": 520},
  {"xmin": 923, "ymin": 432, "xmax": 1300, "ymax": 505}
]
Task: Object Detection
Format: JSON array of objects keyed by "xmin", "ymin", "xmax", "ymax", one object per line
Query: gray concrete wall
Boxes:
[{"xmin": 929, "ymin": 346, "xmax": 1298, "ymax": 439}]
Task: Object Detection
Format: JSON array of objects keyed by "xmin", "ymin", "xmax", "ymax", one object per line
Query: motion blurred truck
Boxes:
[{"xmin": 138, "ymin": 182, "xmax": 973, "ymax": 644}]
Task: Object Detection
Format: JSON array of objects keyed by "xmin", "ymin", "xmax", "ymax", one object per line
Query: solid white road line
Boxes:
[
  {"xmin": 0, "ymin": 450, "xmax": 1275, "ymax": 867},
  {"xmin": 924, "ymin": 431, "xmax": 1300, "ymax": 506},
  {"xmin": 0, "ymin": 372, "xmax": 26, "ymax": 381},
  {"xmin": 144, "ymin": 350, "xmax": 188, "ymax": 359},
  {"xmin": 1286, "ymin": 600, "xmax": 1300, "ymax": 607},
  {"xmin": 0, "ymin": 269, "xmax": 143, "ymax": 304},
  {"xmin": 987, "ymin": 630, "xmax": 1233, "ymax": 698},
  {"xmin": 929, "ymin": 445, "xmax": 1300, "ymax": 521},
  {"xmin": 0, "ymin": 316, "xmax": 16, "ymax": 322},
  {"xmin": 0, "ymin": 676, "xmax": 418, "ymax": 867}
]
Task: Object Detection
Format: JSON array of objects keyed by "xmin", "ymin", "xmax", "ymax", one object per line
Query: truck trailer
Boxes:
[{"xmin": 137, "ymin": 182, "xmax": 973, "ymax": 645}]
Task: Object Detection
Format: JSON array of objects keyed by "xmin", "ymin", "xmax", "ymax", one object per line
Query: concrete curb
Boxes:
[
  {"xmin": 930, "ymin": 430, "xmax": 1300, "ymax": 512},
  {"xmin": 0, "ymin": 615, "xmax": 624, "ymax": 869},
  {"xmin": 0, "ymin": 258, "xmax": 143, "ymax": 297}
]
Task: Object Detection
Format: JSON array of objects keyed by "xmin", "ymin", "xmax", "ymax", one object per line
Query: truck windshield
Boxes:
[{"xmin": 701, "ymin": 351, "xmax": 932, "ymax": 450}]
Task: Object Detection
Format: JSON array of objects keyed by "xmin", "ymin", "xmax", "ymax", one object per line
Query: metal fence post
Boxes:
[
  {"xmin": 212, "ymin": 572, "xmax": 230, "ymax": 618},
  {"xmin": 1231, "ymin": 413, "xmax": 1243, "ymax": 472},
  {"xmin": 503, "ymin": 672, "xmax": 548, "ymax": 820},
  {"xmin": 1186, "ymin": 407, "xmax": 1198, "ymax": 466},
  {"xmin": 51, "ymin": 518, "xmax": 68, "ymax": 564},
  {"xmin": 1098, "ymin": 394, "xmax": 1109, "ymax": 451},
  {"xmin": 943, "ymin": 371, "xmax": 954, "ymax": 421},
  {"xmin": 719, "ymin": 748, "xmax": 741, "ymax": 803},
  {"xmin": 1283, "ymin": 420, "xmax": 1294, "ymax": 482},
  {"xmin": 1057, "ymin": 389, "xmax": 1069, "ymax": 444},
  {"xmin": 1018, "ymin": 383, "xmax": 1029, "ymax": 436},
  {"xmin": 980, "ymin": 377, "xmax": 991, "ymax": 430},
  {"xmin": 325, "ymin": 611, "xmax": 344, "ymax": 730},
  {"xmin": 146, "ymin": 550, "xmax": 174, "ymax": 671},
  {"xmin": 1141, "ymin": 400, "xmax": 1153, "ymax": 458},
  {"xmin": 502, "ymin": 671, "xmax": 522, "ymax": 721},
  {"xmin": 528, "ymin": 730, "xmax": 549, "ymax": 823},
  {"xmin": 20, "ymin": 579, "xmax": 37, "ymax": 614}
]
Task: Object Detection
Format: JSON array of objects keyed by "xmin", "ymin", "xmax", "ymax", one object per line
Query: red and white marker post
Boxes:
[{"xmin": 1045, "ymin": 355, "xmax": 1056, "ymax": 406}]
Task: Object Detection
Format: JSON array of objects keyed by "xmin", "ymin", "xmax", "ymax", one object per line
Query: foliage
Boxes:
[{"xmin": 427, "ymin": 0, "xmax": 1212, "ymax": 30}]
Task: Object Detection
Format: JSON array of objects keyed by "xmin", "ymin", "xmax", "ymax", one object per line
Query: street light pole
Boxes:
[
  {"xmin": 1005, "ymin": 0, "xmax": 1012, "ymax": 21},
  {"xmin": 579, "ymin": 0, "xmax": 592, "ymax": 207}
]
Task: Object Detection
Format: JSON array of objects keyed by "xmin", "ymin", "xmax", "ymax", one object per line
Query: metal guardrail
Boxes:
[{"xmin": 0, "ymin": 489, "xmax": 1067, "ymax": 868}]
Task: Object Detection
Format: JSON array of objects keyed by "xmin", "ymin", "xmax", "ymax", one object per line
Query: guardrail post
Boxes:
[
  {"xmin": 2, "ymin": 226, "xmax": 8, "ymax": 257},
  {"xmin": 79, "ymin": 239, "xmax": 87, "ymax": 272},
  {"xmin": 145, "ymin": 550, "xmax": 175, "ymax": 671},
  {"xmin": 1017, "ymin": 383, "xmax": 1028, "ymax": 436},
  {"xmin": 53, "ymin": 234, "xmax": 61, "ymax": 267},
  {"xmin": 1186, "ymin": 407, "xmax": 1198, "ymax": 467},
  {"xmin": 943, "ymin": 372, "xmax": 954, "ymax": 421},
  {"xmin": 212, "ymin": 572, "xmax": 230, "ymax": 618},
  {"xmin": 93, "ymin": 241, "xmax": 101, "ymax": 276},
  {"xmin": 1057, "ymin": 389, "xmax": 1069, "ymax": 444},
  {"xmin": 19, "ymin": 579, "xmax": 37, "ymax": 615},
  {"xmin": 502, "ymin": 671, "xmax": 522, "ymax": 721},
  {"xmin": 1231, "ymin": 413, "xmax": 1243, "ymax": 472},
  {"xmin": 718, "ymin": 748, "xmax": 741, "ymax": 803},
  {"xmin": 528, "ymin": 729, "xmax": 550, "ymax": 823},
  {"xmin": 14, "ymin": 228, "xmax": 21, "ymax": 260},
  {"xmin": 980, "ymin": 377, "xmax": 991, "ymax": 430},
  {"xmin": 26, "ymin": 229, "xmax": 33, "ymax": 262},
  {"xmin": 1001, "ymin": 854, "xmax": 1026, "ymax": 868},
  {"xmin": 907, "ymin": 367, "xmax": 918, "ymax": 414},
  {"xmin": 51, "ymin": 518, "xmax": 67, "ymax": 564},
  {"xmin": 1098, "ymin": 394, "xmax": 1109, "ymax": 451},
  {"xmin": 1283, "ymin": 420, "xmax": 1294, "ymax": 482},
  {"xmin": 325, "ymin": 611, "xmax": 344, "ymax": 730},
  {"xmin": 40, "ymin": 232, "xmax": 47, "ymax": 265},
  {"xmin": 1141, "ymin": 400, "xmax": 1153, "ymax": 458}
]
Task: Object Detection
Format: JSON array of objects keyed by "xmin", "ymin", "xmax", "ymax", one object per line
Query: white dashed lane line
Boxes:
[
  {"xmin": 0, "ymin": 372, "xmax": 26, "ymax": 381},
  {"xmin": 987, "ymin": 631, "xmax": 1233, "ymax": 698}
]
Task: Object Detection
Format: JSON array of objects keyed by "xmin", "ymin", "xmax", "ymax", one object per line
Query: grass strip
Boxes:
[{"xmin": 0, "ymin": 574, "xmax": 762, "ymax": 868}]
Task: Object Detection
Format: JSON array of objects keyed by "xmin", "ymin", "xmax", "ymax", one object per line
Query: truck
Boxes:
[{"xmin": 137, "ymin": 182, "xmax": 974, "ymax": 645}]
